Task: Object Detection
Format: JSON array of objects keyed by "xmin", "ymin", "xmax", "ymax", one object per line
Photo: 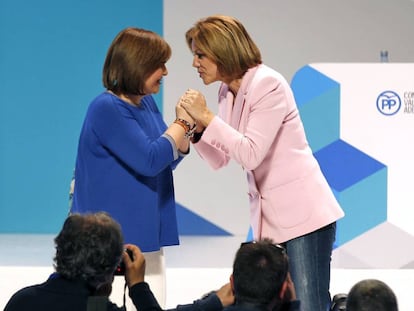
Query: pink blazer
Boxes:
[{"xmin": 194, "ymin": 64, "xmax": 344, "ymax": 243}]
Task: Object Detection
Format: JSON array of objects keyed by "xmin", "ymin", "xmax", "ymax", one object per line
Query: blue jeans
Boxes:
[{"xmin": 284, "ymin": 222, "xmax": 336, "ymax": 311}]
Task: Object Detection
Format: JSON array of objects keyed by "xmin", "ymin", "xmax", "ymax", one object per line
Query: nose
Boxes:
[
  {"xmin": 192, "ymin": 55, "xmax": 199, "ymax": 68},
  {"xmin": 162, "ymin": 64, "xmax": 168, "ymax": 76}
]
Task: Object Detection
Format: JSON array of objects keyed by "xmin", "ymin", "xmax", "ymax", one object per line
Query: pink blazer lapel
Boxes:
[
  {"xmin": 218, "ymin": 85, "xmax": 235, "ymax": 125},
  {"xmin": 230, "ymin": 92, "xmax": 245, "ymax": 129},
  {"xmin": 229, "ymin": 66, "xmax": 260, "ymax": 130},
  {"xmin": 218, "ymin": 65, "xmax": 260, "ymax": 130}
]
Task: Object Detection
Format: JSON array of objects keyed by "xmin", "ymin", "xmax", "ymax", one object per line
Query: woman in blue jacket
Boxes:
[{"xmin": 71, "ymin": 27, "xmax": 200, "ymax": 308}]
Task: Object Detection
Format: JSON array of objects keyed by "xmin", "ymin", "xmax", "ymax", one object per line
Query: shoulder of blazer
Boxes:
[{"xmin": 242, "ymin": 65, "xmax": 286, "ymax": 100}]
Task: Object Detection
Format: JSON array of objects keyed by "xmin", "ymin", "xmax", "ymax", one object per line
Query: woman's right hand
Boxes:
[{"xmin": 176, "ymin": 100, "xmax": 195, "ymax": 127}]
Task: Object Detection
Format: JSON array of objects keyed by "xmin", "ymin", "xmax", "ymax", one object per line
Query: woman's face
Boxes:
[
  {"xmin": 143, "ymin": 63, "xmax": 168, "ymax": 95},
  {"xmin": 191, "ymin": 41, "xmax": 223, "ymax": 85}
]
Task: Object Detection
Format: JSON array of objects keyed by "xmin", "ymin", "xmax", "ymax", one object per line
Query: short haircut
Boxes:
[
  {"xmin": 185, "ymin": 15, "xmax": 262, "ymax": 81},
  {"xmin": 54, "ymin": 212, "xmax": 124, "ymax": 289},
  {"xmin": 346, "ymin": 279, "xmax": 398, "ymax": 311},
  {"xmin": 232, "ymin": 238, "xmax": 288, "ymax": 305},
  {"xmin": 103, "ymin": 27, "xmax": 171, "ymax": 95}
]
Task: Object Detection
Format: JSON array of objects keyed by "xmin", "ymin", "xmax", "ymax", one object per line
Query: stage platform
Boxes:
[{"xmin": 1, "ymin": 235, "xmax": 412, "ymax": 310}]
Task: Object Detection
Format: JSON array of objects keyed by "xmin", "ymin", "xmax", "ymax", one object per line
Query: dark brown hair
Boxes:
[
  {"xmin": 346, "ymin": 279, "xmax": 399, "ymax": 311},
  {"xmin": 103, "ymin": 27, "xmax": 171, "ymax": 95},
  {"xmin": 54, "ymin": 212, "xmax": 124, "ymax": 289},
  {"xmin": 233, "ymin": 238, "xmax": 288, "ymax": 305}
]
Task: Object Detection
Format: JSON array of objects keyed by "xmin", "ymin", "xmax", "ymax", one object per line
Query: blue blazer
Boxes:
[{"xmin": 72, "ymin": 92, "xmax": 181, "ymax": 251}]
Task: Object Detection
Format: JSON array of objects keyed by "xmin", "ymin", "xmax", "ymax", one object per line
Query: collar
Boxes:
[{"xmin": 44, "ymin": 273, "xmax": 95, "ymax": 296}]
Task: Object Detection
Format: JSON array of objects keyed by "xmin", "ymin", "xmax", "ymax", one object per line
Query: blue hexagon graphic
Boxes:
[
  {"xmin": 292, "ymin": 65, "xmax": 340, "ymax": 152},
  {"xmin": 314, "ymin": 139, "xmax": 387, "ymax": 246},
  {"xmin": 291, "ymin": 65, "xmax": 388, "ymax": 247}
]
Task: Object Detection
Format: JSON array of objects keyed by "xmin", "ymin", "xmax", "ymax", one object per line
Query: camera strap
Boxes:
[{"xmin": 122, "ymin": 281, "xmax": 128, "ymax": 310}]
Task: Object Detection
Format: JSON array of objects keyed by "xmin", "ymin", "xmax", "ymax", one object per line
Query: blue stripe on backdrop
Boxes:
[
  {"xmin": 0, "ymin": 0, "xmax": 163, "ymax": 233},
  {"xmin": 176, "ymin": 203, "xmax": 232, "ymax": 236}
]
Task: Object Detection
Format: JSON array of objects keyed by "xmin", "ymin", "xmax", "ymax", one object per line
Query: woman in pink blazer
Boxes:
[{"xmin": 182, "ymin": 15, "xmax": 344, "ymax": 311}]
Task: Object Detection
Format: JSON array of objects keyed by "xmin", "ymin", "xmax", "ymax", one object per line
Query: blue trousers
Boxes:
[{"xmin": 284, "ymin": 222, "xmax": 336, "ymax": 311}]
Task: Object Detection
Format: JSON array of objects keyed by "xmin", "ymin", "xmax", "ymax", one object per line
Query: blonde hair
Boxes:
[{"xmin": 186, "ymin": 15, "xmax": 262, "ymax": 80}]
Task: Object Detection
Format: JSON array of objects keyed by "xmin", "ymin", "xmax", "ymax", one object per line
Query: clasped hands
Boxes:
[{"xmin": 176, "ymin": 89, "xmax": 213, "ymax": 132}]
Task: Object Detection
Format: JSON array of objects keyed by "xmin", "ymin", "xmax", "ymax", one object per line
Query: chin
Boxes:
[{"xmin": 202, "ymin": 78, "xmax": 213, "ymax": 85}]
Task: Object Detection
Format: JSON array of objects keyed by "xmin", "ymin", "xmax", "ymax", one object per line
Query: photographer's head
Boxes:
[
  {"xmin": 346, "ymin": 279, "xmax": 398, "ymax": 311},
  {"xmin": 53, "ymin": 212, "xmax": 124, "ymax": 290},
  {"xmin": 231, "ymin": 238, "xmax": 289, "ymax": 306}
]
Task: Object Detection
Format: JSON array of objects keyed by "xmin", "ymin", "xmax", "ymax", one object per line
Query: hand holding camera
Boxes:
[
  {"xmin": 114, "ymin": 248, "xmax": 134, "ymax": 276},
  {"xmin": 114, "ymin": 245, "xmax": 146, "ymax": 289}
]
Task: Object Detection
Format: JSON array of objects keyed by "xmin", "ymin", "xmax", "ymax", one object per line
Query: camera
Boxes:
[
  {"xmin": 330, "ymin": 293, "xmax": 347, "ymax": 311},
  {"xmin": 114, "ymin": 248, "xmax": 134, "ymax": 275}
]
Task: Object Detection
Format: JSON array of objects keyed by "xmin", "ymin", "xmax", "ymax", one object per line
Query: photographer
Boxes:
[
  {"xmin": 4, "ymin": 212, "xmax": 233, "ymax": 311},
  {"xmin": 131, "ymin": 238, "xmax": 301, "ymax": 311},
  {"xmin": 346, "ymin": 279, "xmax": 398, "ymax": 311},
  {"xmin": 330, "ymin": 279, "xmax": 399, "ymax": 311}
]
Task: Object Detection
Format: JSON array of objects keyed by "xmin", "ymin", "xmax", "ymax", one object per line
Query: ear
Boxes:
[
  {"xmin": 279, "ymin": 279, "xmax": 288, "ymax": 299},
  {"xmin": 230, "ymin": 274, "xmax": 235, "ymax": 292}
]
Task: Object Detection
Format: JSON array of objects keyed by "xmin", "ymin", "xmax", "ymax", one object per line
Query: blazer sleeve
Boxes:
[
  {"xmin": 86, "ymin": 97, "xmax": 175, "ymax": 177},
  {"xmin": 193, "ymin": 131, "xmax": 231, "ymax": 170}
]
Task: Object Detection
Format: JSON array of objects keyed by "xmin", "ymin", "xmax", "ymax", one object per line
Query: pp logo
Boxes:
[{"xmin": 376, "ymin": 91, "xmax": 401, "ymax": 116}]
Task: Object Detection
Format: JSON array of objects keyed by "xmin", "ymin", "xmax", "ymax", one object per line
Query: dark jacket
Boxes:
[
  {"xmin": 4, "ymin": 275, "xmax": 119, "ymax": 311},
  {"xmin": 133, "ymin": 283, "xmax": 301, "ymax": 311},
  {"xmin": 4, "ymin": 276, "xmax": 223, "ymax": 311},
  {"xmin": 132, "ymin": 282, "xmax": 223, "ymax": 311}
]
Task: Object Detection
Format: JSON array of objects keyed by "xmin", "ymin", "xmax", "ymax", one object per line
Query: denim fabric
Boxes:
[{"xmin": 284, "ymin": 222, "xmax": 336, "ymax": 311}]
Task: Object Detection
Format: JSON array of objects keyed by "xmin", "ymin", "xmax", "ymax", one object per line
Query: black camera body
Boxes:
[
  {"xmin": 114, "ymin": 249, "xmax": 134, "ymax": 275},
  {"xmin": 330, "ymin": 293, "xmax": 347, "ymax": 311}
]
